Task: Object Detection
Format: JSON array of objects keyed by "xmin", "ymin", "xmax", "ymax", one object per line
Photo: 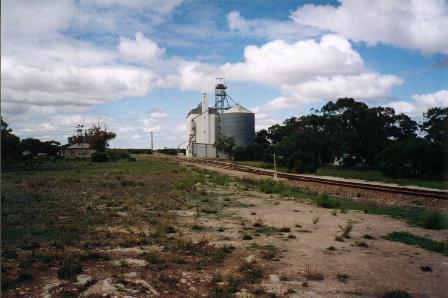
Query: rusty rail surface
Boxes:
[{"xmin": 183, "ymin": 158, "xmax": 448, "ymax": 200}]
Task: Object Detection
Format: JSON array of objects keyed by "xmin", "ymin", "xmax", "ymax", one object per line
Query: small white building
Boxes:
[
  {"xmin": 186, "ymin": 93, "xmax": 217, "ymax": 158},
  {"xmin": 64, "ymin": 143, "xmax": 96, "ymax": 159}
]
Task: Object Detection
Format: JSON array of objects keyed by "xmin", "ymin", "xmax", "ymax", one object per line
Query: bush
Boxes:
[
  {"xmin": 284, "ymin": 150, "xmax": 319, "ymax": 173},
  {"xmin": 57, "ymin": 255, "xmax": 83, "ymax": 280},
  {"xmin": 91, "ymin": 151, "xmax": 109, "ymax": 162},
  {"xmin": 382, "ymin": 290, "xmax": 410, "ymax": 298},
  {"xmin": 107, "ymin": 149, "xmax": 130, "ymax": 161},
  {"xmin": 420, "ymin": 212, "xmax": 444, "ymax": 230},
  {"xmin": 316, "ymin": 194, "xmax": 340, "ymax": 209},
  {"xmin": 376, "ymin": 139, "xmax": 447, "ymax": 178}
]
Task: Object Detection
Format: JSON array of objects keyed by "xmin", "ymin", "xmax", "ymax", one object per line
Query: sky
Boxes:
[{"xmin": 1, "ymin": 0, "xmax": 447, "ymax": 149}]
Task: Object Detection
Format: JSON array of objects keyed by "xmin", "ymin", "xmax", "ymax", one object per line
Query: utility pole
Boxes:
[{"xmin": 150, "ymin": 131, "xmax": 154, "ymax": 151}]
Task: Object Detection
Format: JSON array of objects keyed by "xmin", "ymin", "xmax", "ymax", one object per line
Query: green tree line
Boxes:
[{"xmin": 227, "ymin": 98, "xmax": 447, "ymax": 179}]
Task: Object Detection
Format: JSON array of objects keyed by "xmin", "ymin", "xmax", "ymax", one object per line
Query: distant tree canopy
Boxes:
[
  {"xmin": 421, "ymin": 107, "xmax": 448, "ymax": 144},
  {"xmin": 68, "ymin": 124, "xmax": 116, "ymax": 152},
  {"xmin": 1, "ymin": 116, "xmax": 63, "ymax": 169},
  {"xmin": 1, "ymin": 117, "xmax": 21, "ymax": 161},
  {"xmin": 231, "ymin": 98, "xmax": 447, "ymax": 178}
]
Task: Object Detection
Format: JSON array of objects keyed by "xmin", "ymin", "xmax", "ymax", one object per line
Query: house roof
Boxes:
[{"xmin": 67, "ymin": 143, "xmax": 91, "ymax": 149}]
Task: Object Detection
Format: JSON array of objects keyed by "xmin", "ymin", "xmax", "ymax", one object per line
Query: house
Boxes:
[{"xmin": 64, "ymin": 143, "xmax": 96, "ymax": 159}]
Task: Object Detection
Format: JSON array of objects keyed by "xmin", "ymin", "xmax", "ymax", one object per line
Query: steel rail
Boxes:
[{"xmin": 184, "ymin": 158, "xmax": 448, "ymax": 200}]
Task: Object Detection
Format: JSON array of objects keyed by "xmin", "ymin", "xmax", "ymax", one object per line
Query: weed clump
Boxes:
[
  {"xmin": 339, "ymin": 223, "xmax": 353, "ymax": 238},
  {"xmin": 242, "ymin": 234, "xmax": 253, "ymax": 240},
  {"xmin": 210, "ymin": 273, "xmax": 241, "ymax": 296},
  {"xmin": 239, "ymin": 262, "xmax": 264, "ymax": 282},
  {"xmin": 336, "ymin": 273, "xmax": 349, "ymax": 283},
  {"xmin": 262, "ymin": 245, "xmax": 280, "ymax": 261},
  {"xmin": 316, "ymin": 194, "xmax": 340, "ymax": 209},
  {"xmin": 363, "ymin": 234, "xmax": 375, "ymax": 240},
  {"xmin": 279, "ymin": 226, "xmax": 291, "ymax": 233},
  {"xmin": 420, "ymin": 212, "xmax": 444, "ymax": 230},
  {"xmin": 305, "ymin": 265, "xmax": 324, "ymax": 281},
  {"xmin": 57, "ymin": 255, "xmax": 83, "ymax": 280},
  {"xmin": 382, "ymin": 290, "xmax": 410, "ymax": 298},
  {"xmin": 356, "ymin": 241, "xmax": 369, "ymax": 248}
]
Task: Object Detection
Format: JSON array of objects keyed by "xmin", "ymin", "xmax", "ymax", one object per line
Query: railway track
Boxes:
[{"xmin": 184, "ymin": 158, "xmax": 448, "ymax": 200}]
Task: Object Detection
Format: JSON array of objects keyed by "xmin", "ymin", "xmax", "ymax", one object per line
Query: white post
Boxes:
[{"xmin": 273, "ymin": 153, "xmax": 278, "ymax": 181}]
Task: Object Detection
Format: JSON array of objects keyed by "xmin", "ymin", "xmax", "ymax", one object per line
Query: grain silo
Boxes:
[{"xmin": 221, "ymin": 104, "xmax": 255, "ymax": 147}]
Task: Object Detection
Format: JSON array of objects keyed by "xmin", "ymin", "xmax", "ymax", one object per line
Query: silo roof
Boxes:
[{"xmin": 223, "ymin": 104, "xmax": 252, "ymax": 114}]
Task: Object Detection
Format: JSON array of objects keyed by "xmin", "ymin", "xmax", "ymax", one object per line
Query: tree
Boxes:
[
  {"xmin": 376, "ymin": 139, "xmax": 447, "ymax": 178},
  {"xmin": 421, "ymin": 107, "xmax": 448, "ymax": 144},
  {"xmin": 67, "ymin": 124, "xmax": 85, "ymax": 145},
  {"xmin": 1, "ymin": 117, "xmax": 21, "ymax": 161},
  {"xmin": 67, "ymin": 124, "xmax": 116, "ymax": 152},
  {"xmin": 215, "ymin": 135, "xmax": 235, "ymax": 158},
  {"xmin": 84, "ymin": 124, "xmax": 116, "ymax": 152}
]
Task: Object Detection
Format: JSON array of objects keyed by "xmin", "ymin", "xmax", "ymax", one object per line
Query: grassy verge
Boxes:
[
  {"xmin": 315, "ymin": 166, "xmax": 448, "ymax": 190},
  {"xmin": 383, "ymin": 232, "xmax": 448, "ymax": 256},
  {"xmin": 237, "ymin": 178, "xmax": 448, "ymax": 230},
  {"xmin": 232, "ymin": 161, "xmax": 448, "ymax": 190}
]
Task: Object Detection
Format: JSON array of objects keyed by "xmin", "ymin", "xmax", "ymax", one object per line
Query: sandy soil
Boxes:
[
  {"xmin": 178, "ymin": 161, "xmax": 448, "ymax": 297},
  {"xmin": 192, "ymin": 188, "xmax": 448, "ymax": 297}
]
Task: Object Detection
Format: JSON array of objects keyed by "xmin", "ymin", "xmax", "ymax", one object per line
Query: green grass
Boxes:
[
  {"xmin": 315, "ymin": 166, "xmax": 448, "ymax": 190},
  {"xmin": 233, "ymin": 161, "xmax": 447, "ymax": 190},
  {"xmin": 383, "ymin": 232, "xmax": 448, "ymax": 256},
  {"xmin": 316, "ymin": 194, "xmax": 340, "ymax": 209},
  {"xmin": 1, "ymin": 158, "xmax": 198, "ymax": 246},
  {"xmin": 239, "ymin": 178, "xmax": 448, "ymax": 230}
]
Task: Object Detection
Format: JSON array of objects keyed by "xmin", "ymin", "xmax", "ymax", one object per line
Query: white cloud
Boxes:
[
  {"xmin": 1, "ymin": 0, "xmax": 76, "ymax": 40},
  {"xmin": 227, "ymin": 10, "xmax": 318, "ymax": 41},
  {"xmin": 119, "ymin": 32, "xmax": 165, "ymax": 62},
  {"xmin": 149, "ymin": 109, "xmax": 168, "ymax": 119},
  {"xmin": 389, "ymin": 90, "xmax": 448, "ymax": 116},
  {"xmin": 1, "ymin": 0, "xmax": 415, "ymax": 148},
  {"xmin": 292, "ymin": 0, "xmax": 448, "ymax": 54},
  {"xmin": 221, "ymin": 34, "xmax": 364, "ymax": 87}
]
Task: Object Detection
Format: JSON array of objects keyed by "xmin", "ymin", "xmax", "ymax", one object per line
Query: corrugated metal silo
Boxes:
[{"xmin": 221, "ymin": 104, "xmax": 255, "ymax": 147}]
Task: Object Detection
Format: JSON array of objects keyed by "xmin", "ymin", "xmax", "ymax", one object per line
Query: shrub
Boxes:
[
  {"xmin": 420, "ymin": 212, "xmax": 444, "ymax": 230},
  {"xmin": 239, "ymin": 262, "xmax": 263, "ymax": 282},
  {"xmin": 262, "ymin": 245, "xmax": 279, "ymax": 261},
  {"xmin": 305, "ymin": 265, "xmax": 324, "ymax": 281},
  {"xmin": 242, "ymin": 234, "xmax": 253, "ymax": 240},
  {"xmin": 382, "ymin": 290, "xmax": 410, "ymax": 298},
  {"xmin": 91, "ymin": 151, "xmax": 109, "ymax": 162},
  {"xmin": 107, "ymin": 149, "xmax": 131, "ymax": 161},
  {"xmin": 57, "ymin": 255, "xmax": 83, "ymax": 280},
  {"xmin": 279, "ymin": 226, "xmax": 291, "ymax": 233},
  {"xmin": 316, "ymin": 194, "xmax": 340, "ymax": 209},
  {"xmin": 339, "ymin": 223, "xmax": 353, "ymax": 238}
]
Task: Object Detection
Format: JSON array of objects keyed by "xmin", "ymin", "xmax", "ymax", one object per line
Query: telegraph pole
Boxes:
[{"xmin": 150, "ymin": 131, "xmax": 154, "ymax": 151}]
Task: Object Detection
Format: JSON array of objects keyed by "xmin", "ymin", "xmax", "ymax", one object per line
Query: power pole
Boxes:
[{"xmin": 150, "ymin": 131, "xmax": 154, "ymax": 151}]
